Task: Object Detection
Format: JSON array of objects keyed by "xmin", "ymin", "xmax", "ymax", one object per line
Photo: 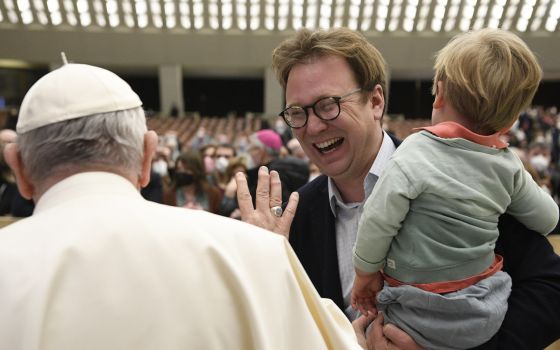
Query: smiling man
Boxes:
[{"xmin": 274, "ymin": 28, "xmax": 395, "ymax": 321}]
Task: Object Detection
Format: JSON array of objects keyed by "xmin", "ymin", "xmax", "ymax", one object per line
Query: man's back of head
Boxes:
[{"xmin": 5, "ymin": 63, "xmax": 153, "ymax": 201}]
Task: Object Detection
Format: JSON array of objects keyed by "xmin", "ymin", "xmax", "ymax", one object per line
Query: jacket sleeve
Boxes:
[
  {"xmin": 353, "ymin": 160, "xmax": 417, "ymax": 273},
  {"xmin": 471, "ymin": 214, "xmax": 560, "ymax": 350},
  {"xmin": 507, "ymin": 164, "xmax": 559, "ymax": 235}
]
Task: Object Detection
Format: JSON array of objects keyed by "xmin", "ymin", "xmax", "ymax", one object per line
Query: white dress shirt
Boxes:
[{"xmin": 328, "ymin": 131, "xmax": 397, "ymax": 319}]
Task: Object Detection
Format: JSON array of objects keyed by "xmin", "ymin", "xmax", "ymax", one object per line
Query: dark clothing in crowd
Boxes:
[
  {"xmin": 0, "ymin": 181, "xmax": 34, "ymax": 217},
  {"xmin": 141, "ymin": 171, "xmax": 163, "ymax": 204},
  {"xmin": 247, "ymin": 158, "xmax": 310, "ymax": 204}
]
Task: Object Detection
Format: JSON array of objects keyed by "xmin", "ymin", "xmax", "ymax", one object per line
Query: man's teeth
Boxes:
[
  {"xmin": 316, "ymin": 138, "xmax": 341, "ymax": 149},
  {"xmin": 315, "ymin": 137, "xmax": 343, "ymax": 152}
]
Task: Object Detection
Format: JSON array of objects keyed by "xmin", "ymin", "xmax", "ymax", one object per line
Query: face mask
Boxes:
[
  {"xmin": 245, "ymin": 154, "xmax": 256, "ymax": 170},
  {"xmin": 175, "ymin": 172, "xmax": 194, "ymax": 187},
  {"xmin": 215, "ymin": 156, "xmax": 229, "ymax": 173},
  {"xmin": 530, "ymin": 154, "xmax": 550, "ymax": 173},
  {"xmin": 275, "ymin": 120, "xmax": 287, "ymax": 135},
  {"xmin": 152, "ymin": 159, "xmax": 168, "ymax": 177}
]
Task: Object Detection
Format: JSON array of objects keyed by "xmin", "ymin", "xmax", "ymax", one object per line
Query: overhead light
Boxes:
[{"xmin": 0, "ymin": 59, "xmax": 35, "ymax": 68}]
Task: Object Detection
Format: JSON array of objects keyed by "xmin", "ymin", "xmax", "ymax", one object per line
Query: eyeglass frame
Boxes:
[{"xmin": 278, "ymin": 88, "xmax": 363, "ymax": 129}]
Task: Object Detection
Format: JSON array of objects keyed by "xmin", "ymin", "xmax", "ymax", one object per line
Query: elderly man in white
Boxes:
[{"xmin": 0, "ymin": 63, "xmax": 371, "ymax": 350}]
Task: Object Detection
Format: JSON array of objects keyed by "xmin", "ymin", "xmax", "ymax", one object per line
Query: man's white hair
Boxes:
[{"xmin": 18, "ymin": 107, "xmax": 146, "ymax": 184}]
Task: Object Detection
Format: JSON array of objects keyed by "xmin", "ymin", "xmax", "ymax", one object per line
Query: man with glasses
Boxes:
[{"xmin": 236, "ymin": 27, "xmax": 560, "ymax": 349}]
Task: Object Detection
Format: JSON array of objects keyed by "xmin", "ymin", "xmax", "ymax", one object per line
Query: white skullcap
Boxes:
[{"xmin": 17, "ymin": 63, "xmax": 142, "ymax": 133}]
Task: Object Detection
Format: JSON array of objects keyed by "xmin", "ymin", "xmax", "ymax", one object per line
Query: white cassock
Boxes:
[{"xmin": 0, "ymin": 172, "xmax": 360, "ymax": 350}]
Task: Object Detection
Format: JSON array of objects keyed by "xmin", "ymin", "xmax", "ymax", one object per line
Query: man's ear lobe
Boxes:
[
  {"xmin": 4, "ymin": 143, "xmax": 34, "ymax": 200},
  {"xmin": 140, "ymin": 130, "xmax": 158, "ymax": 188},
  {"xmin": 371, "ymin": 84, "xmax": 385, "ymax": 121}
]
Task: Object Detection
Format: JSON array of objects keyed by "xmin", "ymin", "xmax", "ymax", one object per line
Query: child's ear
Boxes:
[{"xmin": 433, "ymin": 81, "xmax": 445, "ymax": 109}]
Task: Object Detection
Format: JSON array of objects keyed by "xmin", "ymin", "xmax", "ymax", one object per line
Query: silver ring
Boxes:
[{"xmin": 270, "ymin": 206, "xmax": 283, "ymax": 217}]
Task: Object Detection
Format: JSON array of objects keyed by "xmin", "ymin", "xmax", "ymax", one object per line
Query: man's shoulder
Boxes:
[
  {"xmin": 387, "ymin": 132, "xmax": 402, "ymax": 147},
  {"xmin": 297, "ymin": 175, "xmax": 329, "ymax": 201}
]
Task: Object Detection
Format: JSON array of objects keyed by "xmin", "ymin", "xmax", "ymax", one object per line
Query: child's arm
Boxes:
[
  {"xmin": 351, "ymin": 270, "xmax": 383, "ymax": 316},
  {"xmin": 353, "ymin": 160, "xmax": 418, "ymax": 275},
  {"xmin": 507, "ymin": 163, "xmax": 559, "ymax": 235}
]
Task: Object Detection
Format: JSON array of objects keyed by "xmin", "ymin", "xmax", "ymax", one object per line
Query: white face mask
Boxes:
[
  {"xmin": 152, "ymin": 159, "xmax": 168, "ymax": 177},
  {"xmin": 530, "ymin": 154, "xmax": 550, "ymax": 173},
  {"xmin": 244, "ymin": 154, "xmax": 256, "ymax": 170},
  {"xmin": 215, "ymin": 156, "xmax": 229, "ymax": 173},
  {"xmin": 275, "ymin": 120, "xmax": 287, "ymax": 135}
]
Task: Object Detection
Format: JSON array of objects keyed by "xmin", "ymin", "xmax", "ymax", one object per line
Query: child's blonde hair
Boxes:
[{"xmin": 432, "ymin": 28, "xmax": 542, "ymax": 134}]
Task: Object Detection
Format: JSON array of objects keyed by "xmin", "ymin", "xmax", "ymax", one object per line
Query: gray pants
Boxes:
[{"xmin": 377, "ymin": 271, "xmax": 512, "ymax": 350}]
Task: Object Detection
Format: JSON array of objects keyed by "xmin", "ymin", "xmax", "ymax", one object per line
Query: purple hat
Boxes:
[{"xmin": 252, "ymin": 129, "xmax": 282, "ymax": 151}]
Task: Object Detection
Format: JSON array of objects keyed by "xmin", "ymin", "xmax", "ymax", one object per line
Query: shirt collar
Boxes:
[
  {"xmin": 34, "ymin": 172, "xmax": 141, "ymax": 214},
  {"xmin": 415, "ymin": 121, "xmax": 508, "ymax": 149},
  {"xmin": 328, "ymin": 130, "xmax": 397, "ymax": 217}
]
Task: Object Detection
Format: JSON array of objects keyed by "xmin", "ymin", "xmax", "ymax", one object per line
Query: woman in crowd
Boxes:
[
  {"xmin": 219, "ymin": 156, "xmax": 249, "ymax": 219},
  {"xmin": 163, "ymin": 151, "xmax": 223, "ymax": 213}
]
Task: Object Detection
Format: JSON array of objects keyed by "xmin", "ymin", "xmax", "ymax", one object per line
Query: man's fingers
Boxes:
[
  {"xmin": 353, "ymin": 314, "xmax": 371, "ymax": 332},
  {"xmin": 255, "ymin": 166, "xmax": 271, "ymax": 211},
  {"xmin": 352, "ymin": 314, "xmax": 375, "ymax": 350},
  {"xmin": 383, "ymin": 323, "xmax": 424, "ymax": 350},
  {"xmin": 368, "ymin": 313, "xmax": 388, "ymax": 350},
  {"xmin": 269, "ymin": 170, "xmax": 283, "ymax": 208},
  {"xmin": 278, "ymin": 191, "xmax": 298, "ymax": 238},
  {"xmin": 235, "ymin": 171, "xmax": 254, "ymax": 218}
]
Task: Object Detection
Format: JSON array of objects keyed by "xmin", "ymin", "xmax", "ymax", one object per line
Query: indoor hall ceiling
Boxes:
[{"xmin": 0, "ymin": 0, "xmax": 559, "ymax": 35}]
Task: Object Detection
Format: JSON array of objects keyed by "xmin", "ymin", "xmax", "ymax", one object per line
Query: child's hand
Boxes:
[{"xmin": 351, "ymin": 270, "xmax": 383, "ymax": 316}]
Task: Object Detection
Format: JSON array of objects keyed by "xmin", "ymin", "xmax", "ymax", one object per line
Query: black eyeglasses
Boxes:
[{"xmin": 279, "ymin": 88, "xmax": 363, "ymax": 129}]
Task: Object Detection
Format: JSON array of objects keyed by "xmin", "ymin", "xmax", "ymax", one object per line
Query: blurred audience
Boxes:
[
  {"xmin": 246, "ymin": 129, "xmax": 309, "ymax": 203},
  {"xmin": 214, "ymin": 143, "xmax": 237, "ymax": 191},
  {"xmin": 200, "ymin": 143, "xmax": 217, "ymax": 184},
  {"xmin": 219, "ymin": 156, "xmax": 249, "ymax": 219},
  {"xmin": 142, "ymin": 105, "xmax": 559, "ymax": 224},
  {"xmin": 0, "ymin": 129, "xmax": 34, "ymax": 217},
  {"xmin": 506, "ymin": 106, "xmax": 559, "ymax": 205},
  {"xmin": 163, "ymin": 150, "xmax": 222, "ymax": 213}
]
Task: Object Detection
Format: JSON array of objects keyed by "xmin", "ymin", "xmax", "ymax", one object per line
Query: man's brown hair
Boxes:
[{"xmin": 272, "ymin": 27, "xmax": 389, "ymax": 112}]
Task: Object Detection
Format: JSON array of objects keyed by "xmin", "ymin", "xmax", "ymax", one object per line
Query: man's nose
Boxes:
[{"xmin": 305, "ymin": 108, "xmax": 329, "ymax": 133}]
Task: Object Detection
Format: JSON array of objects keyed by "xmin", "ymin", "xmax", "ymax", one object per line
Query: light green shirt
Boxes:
[{"xmin": 353, "ymin": 131, "xmax": 559, "ymax": 284}]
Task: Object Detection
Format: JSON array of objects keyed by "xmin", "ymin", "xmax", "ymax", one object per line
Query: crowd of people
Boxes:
[
  {"xmin": 139, "ymin": 123, "xmax": 314, "ymax": 219},
  {"xmin": 135, "ymin": 102, "xmax": 560, "ymax": 224},
  {"xmin": 0, "ymin": 26, "xmax": 559, "ymax": 350},
  {"xmin": 506, "ymin": 105, "xmax": 560, "ymax": 205}
]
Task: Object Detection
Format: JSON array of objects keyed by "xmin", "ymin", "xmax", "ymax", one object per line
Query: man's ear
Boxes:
[
  {"xmin": 4, "ymin": 143, "xmax": 34, "ymax": 200},
  {"xmin": 433, "ymin": 81, "xmax": 445, "ymax": 109},
  {"xmin": 370, "ymin": 84, "xmax": 385, "ymax": 121},
  {"xmin": 139, "ymin": 130, "xmax": 158, "ymax": 188}
]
